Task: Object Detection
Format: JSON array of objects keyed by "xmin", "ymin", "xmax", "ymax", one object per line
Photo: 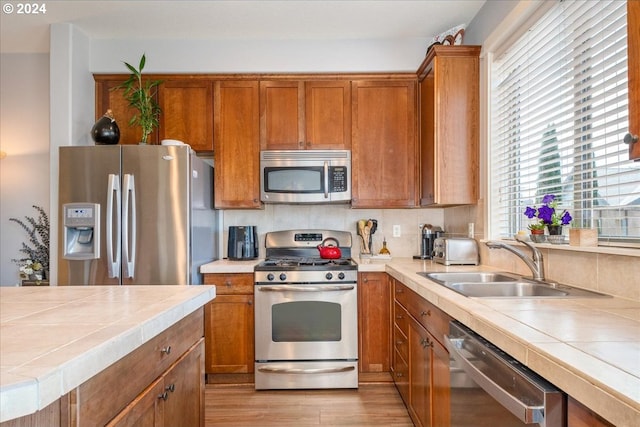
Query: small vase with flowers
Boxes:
[{"xmin": 524, "ymin": 194, "xmax": 572, "ymax": 244}]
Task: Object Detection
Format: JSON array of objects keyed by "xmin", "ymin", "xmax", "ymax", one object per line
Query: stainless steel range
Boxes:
[{"xmin": 254, "ymin": 229, "xmax": 358, "ymax": 390}]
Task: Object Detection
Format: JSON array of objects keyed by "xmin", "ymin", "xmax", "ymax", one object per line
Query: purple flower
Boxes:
[
  {"xmin": 561, "ymin": 211, "xmax": 572, "ymax": 225},
  {"xmin": 524, "ymin": 206, "xmax": 537, "ymax": 219},
  {"xmin": 541, "ymin": 194, "xmax": 556, "ymax": 205},
  {"xmin": 537, "ymin": 205, "xmax": 554, "ymax": 224}
]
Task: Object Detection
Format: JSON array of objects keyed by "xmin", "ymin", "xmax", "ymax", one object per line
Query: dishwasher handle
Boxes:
[{"xmin": 445, "ymin": 332, "xmax": 547, "ymax": 424}]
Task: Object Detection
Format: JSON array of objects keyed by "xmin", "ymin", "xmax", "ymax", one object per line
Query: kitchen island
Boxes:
[{"xmin": 0, "ymin": 285, "xmax": 216, "ymax": 425}]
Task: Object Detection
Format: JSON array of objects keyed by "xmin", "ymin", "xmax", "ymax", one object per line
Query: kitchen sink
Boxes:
[
  {"xmin": 423, "ymin": 272, "xmax": 519, "ymax": 283},
  {"xmin": 447, "ymin": 281, "xmax": 568, "ymax": 297},
  {"xmin": 417, "ymin": 271, "xmax": 610, "ymax": 298}
]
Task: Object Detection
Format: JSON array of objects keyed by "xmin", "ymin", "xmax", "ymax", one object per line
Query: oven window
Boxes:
[
  {"xmin": 272, "ymin": 301, "xmax": 341, "ymax": 342},
  {"xmin": 264, "ymin": 167, "xmax": 323, "ymax": 193}
]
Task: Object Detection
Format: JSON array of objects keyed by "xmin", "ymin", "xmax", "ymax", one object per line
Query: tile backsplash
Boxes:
[{"xmin": 223, "ymin": 204, "xmax": 445, "ymax": 258}]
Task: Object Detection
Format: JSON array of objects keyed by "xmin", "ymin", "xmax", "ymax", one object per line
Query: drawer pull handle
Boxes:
[
  {"xmin": 420, "ymin": 310, "xmax": 431, "ymax": 317},
  {"xmin": 396, "ymin": 372, "xmax": 404, "ymax": 378},
  {"xmin": 396, "ymin": 340, "xmax": 404, "ymax": 345},
  {"xmin": 160, "ymin": 346, "xmax": 172, "ymax": 355},
  {"xmin": 158, "ymin": 392, "xmax": 168, "ymax": 401},
  {"xmin": 396, "ymin": 314, "xmax": 404, "ymax": 319},
  {"xmin": 165, "ymin": 383, "xmax": 175, "ymax": 393}
]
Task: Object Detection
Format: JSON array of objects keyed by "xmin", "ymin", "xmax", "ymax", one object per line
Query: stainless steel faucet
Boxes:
[{"xmin": 485, "ymin": 236, "xmax": 545, "ymax": 281}]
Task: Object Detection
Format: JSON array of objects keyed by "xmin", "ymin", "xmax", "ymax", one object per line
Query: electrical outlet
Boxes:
[
  {"xmin": 393, "ymin": 225, "xmax": 401, "ymax": 237},
  {"xmin": 468, "ymin": 223, "xmax": 475, "ymax": 238}
]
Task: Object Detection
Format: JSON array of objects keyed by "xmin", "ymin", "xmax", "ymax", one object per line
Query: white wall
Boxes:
[{"xmin": 0, "ymin": 54, "xmax": 50, "ymax": 285}]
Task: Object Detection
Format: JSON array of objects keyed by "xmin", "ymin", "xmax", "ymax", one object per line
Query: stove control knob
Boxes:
[
  {"xmin": 266, "ymin": 273, "xmax": 275, "ymax": 281},
  {"xmin": 279, "ymin": 273, "xmax": 287, "ymax": 281},
  {"xmin": 325, "ymin": 272, "xmax": 333, "ymax": 280},
  {"xmin": 338, "ymin": 272, "xmax": 345, "ymax": 280}
]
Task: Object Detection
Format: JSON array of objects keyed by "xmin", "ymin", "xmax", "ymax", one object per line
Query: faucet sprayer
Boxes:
[{"xmin": 485, "ymin": 235, "xmax": 545, "ymax": 281}]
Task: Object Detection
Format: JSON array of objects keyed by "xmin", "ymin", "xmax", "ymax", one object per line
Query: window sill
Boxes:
[{"xmin": 480, "ymin": 239, "xmax": 640, "ymax": 258}]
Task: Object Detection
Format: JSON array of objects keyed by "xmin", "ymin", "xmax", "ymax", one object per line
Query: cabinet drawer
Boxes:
[
  {"xmin": 403, "ymin": 288, "xmax": 450, "ymax": 346},
  {"xmin": 72, "ymin": 308, "xmax": 204, "ymax": 426},
  {"xmin": 393, "ymin": 280, "xmax": 409, "ymax": 307},
  {"xmin": 394, "ymin": 324, "xmax": 408, "ymax": 362},
  {"xmin": 393, "ymin": 348, "xmax": 409, "ymax": 404},
  {"xmin": 204, "ymin": 273, "xmax": 254, "ymax": 294},
  {"xmin": 394, "ymin": 301, "xmax": 409, "ymax": 335}
]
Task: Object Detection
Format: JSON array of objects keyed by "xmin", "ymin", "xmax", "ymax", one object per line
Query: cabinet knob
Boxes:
[
  {"xmin": 165, "ymin": 383, "xmax": 176, "ymax": 393},
  {"xmin": 624, "ymin": 133, "xmax": 638, "ymax": 145},
  {"xmin": 224, "ymin": 281, "xmax": 232, "ymax": 287},
  {"xmin": 396, "ymin": 314, "xmax": 404, "ymax": 319},
  {"xmin": 363, "ymin": 278, "xmax": 368, "ymax": 283},
  {"xmin": 158, "ymin": 392, "xmax": 169, "ymax": 401},
  {"xmin": 299, "ymin": 141, "xmax": 304, "ymax": 147},
  {"xmin": 248, "ymin": 299, "xmax": 253, "ymax": 306},
  {"xmin": 160, "ymin": 346, "xmax": 172, "ymax": 355},
  {"xmin": 396, "ymin": 372, "xmax": 404, "ymax": 378},
  {"xmin": 420, "ymin": 310, "xmax": 431, "ymax": 317},
  {"xmin": 396, "ymin": 339, "xmax": 404, "ymax": 345}
]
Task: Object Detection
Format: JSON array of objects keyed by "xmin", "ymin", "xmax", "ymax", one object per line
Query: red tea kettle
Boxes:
[{"xmin": 317, "ymin": 237, "xmax": 342, "ymax": 259}]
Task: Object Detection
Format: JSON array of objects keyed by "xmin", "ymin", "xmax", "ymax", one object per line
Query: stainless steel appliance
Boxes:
[
  {"xmin": 445, "ymin": 321, "xmax": 566, "ymax": 427},
  {"xmin": 254, "ymin": 229, "xmax": 358, "ymax": 389},
  {"xmin": 413, "ymin": 224, "xmax": 443, "ymax": 259},
  {"xmin": 433, "ymin": 237, "xmax": 479, "ymax": 265},
  {"xmin": 260, "ymin": 150, "xmax": 351, "ymax": 204},
  {"xmin": 58, "ymin": 145, "xmax": 219, "ymax": 285},
  {"xmin": 227, "ymin": 225, "xmax": 258, "ymax": 260}
]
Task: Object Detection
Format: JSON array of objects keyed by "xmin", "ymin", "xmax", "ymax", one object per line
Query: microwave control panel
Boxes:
[{"xmin": 329, "ymin": 166, "xmax": 348, "ymax": 192}]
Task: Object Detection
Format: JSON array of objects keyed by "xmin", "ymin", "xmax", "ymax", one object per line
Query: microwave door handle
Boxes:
[{"xmin": 324, "ymin": 161, "xmax": 329, "ymax": 199}]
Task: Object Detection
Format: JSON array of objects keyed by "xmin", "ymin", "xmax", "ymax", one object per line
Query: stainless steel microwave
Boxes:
[{"xmin": 260, "ymin": 150, "xmax": 351, "ymax": 204}]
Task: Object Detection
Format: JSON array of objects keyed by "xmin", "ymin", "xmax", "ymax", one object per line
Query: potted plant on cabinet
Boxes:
[{"xmin": 114, "ymin": 53, "xmax": 162, "ymax": 144}]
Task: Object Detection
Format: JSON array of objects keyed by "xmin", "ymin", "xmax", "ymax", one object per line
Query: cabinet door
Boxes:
[
  {"xmin": 358, "ymin": 272, "xmax": 391, "ymax": 375},
  {"xmin": 106, "ymin": 378, "xmax": 164, "ymax": 427},
  {"xmin": 351, "ymin": 80, "xmax": 418, "ymax": 208},
  {"xmin": 214, "ymin": 81, "xmax": 261, "ymax": 208},
  {"xmin": 163, "ymin": 340, "xmax": 204, "ymax": 427},
  {"xmin": 95, "ymin": 78, "xmax": 159, "ymax": 145},
  {"xmin": 305, "ymin": 81, "xmax": 351, "ymax": 149},
  {"xmin": 159, "ymin": 80, "xmax": 213, "ymax": 153},
  {"xmin": 409, "ymin": 319, "xmax": 431, "ymax": 427},
  {"xmin": 418, "ymin": 46, "xmax": 480, "ymax": 206},
  {"xmin": 204, "ymin": 295, "xmax": 254, "ymax": 374},
  {"xmin": 260, "ymin": 81, "xmax": 304, "ymax": 150},
  {"xmin": 628, "ymin": 1, "xmax": 640, "ymax": 160}
]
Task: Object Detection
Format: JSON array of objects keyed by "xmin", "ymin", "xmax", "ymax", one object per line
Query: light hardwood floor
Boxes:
[{"xmin": 205, "ymin": 383, "xmax": 414, "ymax": 426}]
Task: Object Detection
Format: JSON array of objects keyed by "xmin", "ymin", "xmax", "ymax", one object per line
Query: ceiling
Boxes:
[{"xmin": 0, "ymin": 0, "xmax": 486, "ymax": 54}]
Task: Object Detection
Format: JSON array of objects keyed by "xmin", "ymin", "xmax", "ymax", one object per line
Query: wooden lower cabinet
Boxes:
[
  {"xmin": 204, "ymin": 273, "xmax": 255, "ymax": 383},
  {"xmin": 107, "ymin": 340, "xmax": 204, "ymax": 427},
  {"xmin": 392, "ymin": 277, "xmax": 451, "ymax": 427},
  {"xmin": 567, "ymin": 397, "xmax": 615, "ymax": 427},
  {"xmin": 358, "ymin": 272, "xmax": 392, "ymax": 381}
]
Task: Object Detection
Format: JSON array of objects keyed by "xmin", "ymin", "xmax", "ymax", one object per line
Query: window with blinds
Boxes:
[{"xmin": 490, "ymin": 0, "xmax": 639, "ymax": 244}]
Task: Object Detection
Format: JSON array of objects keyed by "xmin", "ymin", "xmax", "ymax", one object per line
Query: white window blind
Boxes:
[{"xmin": 491, "ymin": 0, "xmax": 639, "ymax": 244}]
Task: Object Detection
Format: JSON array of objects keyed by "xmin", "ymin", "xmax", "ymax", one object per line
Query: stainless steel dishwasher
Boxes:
[{"xmin": 445, "ymin": 321, "xmax": 566, "ymax": 427}]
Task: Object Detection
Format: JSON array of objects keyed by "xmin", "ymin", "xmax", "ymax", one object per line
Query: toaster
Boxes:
[{"xmin": 433, "ymin": 237, "xmax": 479, "ymax": 266}]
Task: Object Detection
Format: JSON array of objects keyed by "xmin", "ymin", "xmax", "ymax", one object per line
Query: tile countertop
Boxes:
[
  {"xmin": 358, "ymin": 257, "xmax": 640, "ymax": 427},
  {"xmin": 0, "ymin": 285, "xmax": 216, "ymax": 423}
]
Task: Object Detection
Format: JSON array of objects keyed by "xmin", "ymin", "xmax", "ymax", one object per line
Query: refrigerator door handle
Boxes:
[
  {"xmin": 106, "ymin": 174, "xmax": 121, "ymax": 278},
  {"xmin": 122, "ymin": 174, "xmax": 137, "ymax": 279}
]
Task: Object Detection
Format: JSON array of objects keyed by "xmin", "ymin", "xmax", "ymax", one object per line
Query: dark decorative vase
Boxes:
[
  {"xmin": 547, "ymin": 225, "xmax": 563, "ymax": 235},
  {"xmin": 91, "ymin": 109, "xmax": 120, "ymax": 145}
]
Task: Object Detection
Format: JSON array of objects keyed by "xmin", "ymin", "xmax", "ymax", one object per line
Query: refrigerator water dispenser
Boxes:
[{"xmin": 63, "ymin": 203, "xmax": 100, "ymax": 259}]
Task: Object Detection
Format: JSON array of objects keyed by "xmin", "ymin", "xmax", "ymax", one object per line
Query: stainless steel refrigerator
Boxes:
[{"xmin": 58, "ymin": 145, "xmax": 219, "ymax": 285}]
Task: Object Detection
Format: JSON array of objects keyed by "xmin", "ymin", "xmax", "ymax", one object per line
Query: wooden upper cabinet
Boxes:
[
  {"xmin": 214, "ymin": 81, "xmax": 261, "ymax": 208},
  {"xmin": 305, "ymin": 81, "xmax": 351, "ymax": 149},
  {"xmin": 159, "ymin": 80, "xmax": 213, "ymax": 153},
  {"xmin": 260, "ymin": 80, "xmax": 351, "ymax": 150},
  {"xmin": 351, "ymin": 80, "xmax": 418, "ymax": 208},
  {"xmin": 628, "ymin": 1, "xmax": 640, "ymax": 160},
  {"xmin": 418, "ymin": 45, "xmax": 480, "ymax": 206},
  {"xmin": 95, "ymin": 77, "xmax": 159, "ymax": 145}
]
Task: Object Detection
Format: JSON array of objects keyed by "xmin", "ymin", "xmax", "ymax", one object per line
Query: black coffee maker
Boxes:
[
  {"xmin": 414, "ymin": 224, "xmax": 444, "ymax": 259},
  {"xmin": 227, "ymin": 226, "xmax": 258, "ymax": 260}
]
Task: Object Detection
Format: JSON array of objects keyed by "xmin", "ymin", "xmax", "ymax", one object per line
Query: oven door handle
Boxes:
[
  {"xmin": 444, "ymin": 334, "xmax": 545, "ymax": 424},
  {"xmin": 258, "ymin": 285, "xmax": 355, "ymax": 292},
  {"xmin": 258, "ymin": 365, "xmax": 355, "ymax": 374}
]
